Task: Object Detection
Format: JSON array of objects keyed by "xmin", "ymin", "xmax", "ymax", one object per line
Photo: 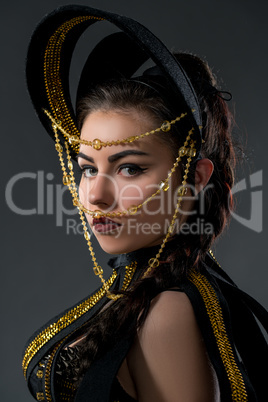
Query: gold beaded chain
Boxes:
[
  {"xmin": 72, "ymin": 136, "xmax": 195, "ymax": 219},
  {"xmin": 44, "ymin": 109, "xmax": 187, "ymax": 151},
  {"xmin": 46, "ymin": 109, "xmax": 196, "ymax": 219},
  {"xmin": 43, "ymin": 15, "xmax": 104, "ymax": 155},
  {"xmin": 53, "ymin": 127, "xmax": 119, "ymax": 300},
  {"xmin": 50, "ymin": 112, "xmax": 196, "ymax": 298},
  {"xmin": 142, "ymin": 130, "xmax": 196, "ymax": 278}
]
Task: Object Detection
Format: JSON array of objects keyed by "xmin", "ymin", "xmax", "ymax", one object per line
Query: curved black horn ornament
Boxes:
[{"xmin": 26, "ymin": 4, "xmax": 202, "ymax": 159}]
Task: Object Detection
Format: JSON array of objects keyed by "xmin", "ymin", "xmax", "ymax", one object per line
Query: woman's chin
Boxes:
[
  {"xmin": 98, "ymin": 242, "xmax": 137, "ymax": 255},
  {"xmin": 94, "ymin": 232, "xmax": 165, "ymax": 255},
  {"xmin": 93, "ymin": 233, "xmax": 135, "ymax": 255}
]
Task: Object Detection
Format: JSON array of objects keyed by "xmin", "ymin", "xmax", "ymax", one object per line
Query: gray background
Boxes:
[{"xmin": 1, "ymin": 0, "xmax": 267, "ymax": 401}]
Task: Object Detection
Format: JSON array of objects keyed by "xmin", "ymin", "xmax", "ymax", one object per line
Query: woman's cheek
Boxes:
[
  {"xmin": 117, "ymin": 182, "xmax": 145, "ymax": 210},
  {"xmin": 78, "ymin": 182, "xmax": 85, "ymax": 205},
  {"xmin": 78, "ymin": 178, "xmax": 92, "ymax": 207}
]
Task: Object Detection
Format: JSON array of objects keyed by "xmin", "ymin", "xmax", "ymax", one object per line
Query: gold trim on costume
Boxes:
[
  {"xmin": 23, "ymin": 271, "xmax": 117, "ymax": 378},
  {"xmin": 209, "ymin": 249, "xmax": 222, "ymax": 268},
  {"xmin": 44, "ymin": 341, "xmax": 64, "ymax": 402},
  {"xmin": 23, "ymin": 262, "xmax": 137, "ymax": 379},
  {"xmin": 42, "ymin": 262, "xmax": 137, "ymax": 401},
  {"xmin": 189, "ymin": 270, "xmax": 248, "ymax": 401}
]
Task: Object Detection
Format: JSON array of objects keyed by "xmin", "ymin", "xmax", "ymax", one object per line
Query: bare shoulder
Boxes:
[
  {"xmin": 138, "ymin": 291, "xmax": 204, "ymax": 353},
  {"xmin": 144, "ymin": 290, "xmax": 197, "ymax": 332},
  {"xmin": 127, "ymin": 290, "xmax": 220, "ymax": 401}
]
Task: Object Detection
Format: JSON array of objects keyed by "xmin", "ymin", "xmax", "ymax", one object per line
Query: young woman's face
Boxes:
[{"xmin": 78, "ymin": 109, "xmax": 188, "ymax": 254}]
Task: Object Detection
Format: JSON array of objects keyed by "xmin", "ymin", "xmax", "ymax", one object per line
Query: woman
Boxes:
[{"xmin": 22, "ymin": 5, "xmax": 268, "ymax": 402}]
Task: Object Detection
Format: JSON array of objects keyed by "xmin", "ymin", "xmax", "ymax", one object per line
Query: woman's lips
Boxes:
[{"xmin": 92, "ymin": 217, "xmax": 122, "ymax": 233}]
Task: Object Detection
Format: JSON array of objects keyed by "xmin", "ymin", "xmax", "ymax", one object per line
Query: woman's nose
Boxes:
[{"xmin": 81, "ymin": 173, "xmax": 117, "ymax": 209}]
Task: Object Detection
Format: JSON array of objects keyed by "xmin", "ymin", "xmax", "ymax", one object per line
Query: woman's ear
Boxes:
[{"xmin": 194, "ymin": 158, "xmax": 214, "ymax": 194}]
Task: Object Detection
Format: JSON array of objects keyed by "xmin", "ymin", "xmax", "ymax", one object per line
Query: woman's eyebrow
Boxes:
[
  {"xmin": 77, "ymin": 152, "xmax": 94, "ymax": 163},
  {"xmin": 108, "ymin": 150, "xmax": 150, "ymax": 162},
  {"xmin": 77, "ymin": 150, "xmax": 150, "ymax": 163}
]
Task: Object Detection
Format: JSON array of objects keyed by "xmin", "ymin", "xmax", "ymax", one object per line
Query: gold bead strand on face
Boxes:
[
  {"xmin": 73, "ymin": 133, "xmax": 194, "ymax": 219},
  {"xmin": 45, "ymin": 108, "xmax": 196, "ymax": 219},
  {"xmin": 44, "ymin": 108, "xmax": 187, "ymax": 151},
  {"xmin": 74, "ymin": 146, "xmax": 183, "ymax": 219},
  {"xmin": 50, "ymin": 114, "xmax": 197, "ymax": 294},
  {"xmin": 52, "ymin": 122, "xmax": 72, "ymax": 187},
  {"xmin": 63, "ymin": 139, "xmax": 80, "ymax": 205},
  {"xmin": 59, "ymin": 131, "xmax": 188, "ymax": 297},
  {"xmin": 142, "ymin": 129, "xmax": 196, "ymax": 278},
  {"xmin": 68, "ymin": 113, "xmax": 187, "ymax": 149},
  {"xmin": 73, "ymin": 148, "xmax": 182, "ymax": 219},
  {"xmin": 52, "ymin": 126, "xmax": 121, "ymax": 301},
  {"xmin": 64, "ymin": 142, "xmax": 122, "ymax": 300},
  {"xmin": 52, "ymin": 115, "xmax": 195, "ymax": 227}
]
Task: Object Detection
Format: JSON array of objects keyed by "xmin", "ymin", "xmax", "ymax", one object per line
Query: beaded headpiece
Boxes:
[{"xmin": 26, "ymin": 5, "xmax": 203, "ymax": 299}]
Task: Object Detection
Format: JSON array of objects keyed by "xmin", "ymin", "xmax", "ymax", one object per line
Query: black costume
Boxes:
[
  {"xmin": 23, "ymin": 242, "xmax": 268, "ymax": 401},
  {"xmin": 22, "ymin": 5, "xmax": 268, "ymax": 401}
]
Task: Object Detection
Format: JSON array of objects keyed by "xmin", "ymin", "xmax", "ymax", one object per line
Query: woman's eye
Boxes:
[
  {"xmin": 81, "ymin": 166, "xmax": 98, "ymax": 177},
  {"xmin": 78, "ymin": 164, "xmax": 146, "ymax": 178},
  {"xmin": 119, "ymin": 165, "xmax": 147, "ymax": 177}
]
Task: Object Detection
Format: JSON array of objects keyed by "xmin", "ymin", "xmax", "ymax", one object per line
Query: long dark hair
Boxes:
[{"xmin": 73, "ymin": 52, "xmax": 239, "ymax": 383}]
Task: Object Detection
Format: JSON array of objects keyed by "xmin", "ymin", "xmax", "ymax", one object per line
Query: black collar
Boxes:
[{"xmin": 107, "ymin": 237, "xmax": 180, "ymax": 271}]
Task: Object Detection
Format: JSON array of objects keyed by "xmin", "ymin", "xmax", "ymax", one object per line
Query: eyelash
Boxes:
[{"xmin": 78, "ymin": 164, "xmax": 147, "ymax": 178}]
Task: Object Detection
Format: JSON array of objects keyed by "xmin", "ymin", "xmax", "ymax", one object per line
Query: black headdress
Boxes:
[{"xmin": 26, "ymin": 4, "xmax": 202, "ymax": 159}]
